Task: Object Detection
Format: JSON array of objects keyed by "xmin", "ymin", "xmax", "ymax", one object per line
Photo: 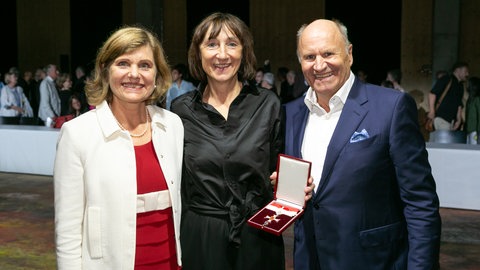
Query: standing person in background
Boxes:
[
  {"xmin": 17, "ymin": 70, "xmax": 34, "ymax": 102},
  {"xmin": 38, "ymin": 64, "xmax": 60, "ymax": 126},
  {"xmin": 165, "ymin": 63, "xmax": 196, "ymax": 110},
  {"xmin": 54, "ymin": 26, "xmax": 184, "ymax": 269},
  {"xmin": 428, "ymin": 61, "xmax": 469, "ymax": 131},
  {"xmin": 380, "ymin": 79, "xmax": 394, "ymax": 89},
  {"xmin": 292, "ymin": 71, "xmax": 309, "ymax": 98},
  {"xmin": 435, "ymin": 70, "xmax": 448, "ymax": 80},
  {"xmin": 56, "ymin": 73, "xmax": 73, "ymax": 116},
  {"xmin": 72, "ymin": 65, "xmax": 88, "ymax": 109},
  {"xmin": 284, "ymin": 19, "xmax": 441, "ymax": 269},
  {"xmin": 0, "ymin": 72, "xmax": 34, "ymax": 117},
  {"xmin": 280, "ymin": 69, "xmax": 296, "ymax": 104},
  {"xmin": 386, "ymin": 68, "xmax": 405, "ymax": 92},
  {"xmin": 276, "ymin": 67, "xmax": 289, "ymax": 89},
  {"xmin": 409, "ymin": 89, "xmax": 430, "ymax": 141},
  {"xmin": 30, "ymin": 67, "xmax": 46, "ymax": 120},
  {"xmin": 251, "ymin": 59, "xmax": 271, "ymax": 87},
  {"xmin": 34, "ymin": 67, "xmax": 47, "ymax": 83},
  {"xmin": 171, "ymin": 12, "xmax": 286, "ymax": 270},
  {"xmin": 465, "ymin": 76, "xmax": 480, "ymax": 144},
  {"xmin": 67, "ymin": 94, "xmax": 87, "ymax": 117},
  {"xmin": 260, "ymin": 72, "xmax": 278, "ymax": 95},
  {"xmin": 356, "ymin": 69, "xmax": 368, "ymax": 83},
  {"xmin": 253, "ymin": 67, "xmax": 265, "ymax": 87}
]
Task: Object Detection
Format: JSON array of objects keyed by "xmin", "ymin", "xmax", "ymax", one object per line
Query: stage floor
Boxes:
[{"xmin": 0, "ymin": 172, "xmax": 479, "ymax": 269}]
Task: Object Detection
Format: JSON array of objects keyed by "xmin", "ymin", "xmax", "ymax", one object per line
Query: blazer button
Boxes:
[{"xmin": 314, "ymin": 203, "xmax": 319, "ymax": 209}]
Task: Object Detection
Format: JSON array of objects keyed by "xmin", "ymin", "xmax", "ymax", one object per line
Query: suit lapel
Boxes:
[
  {"xmin": 292, "ymin": 103, "xmax": 309, "ymax": 158},
  {"xmin": 314, "ymin": 81, "xmax": 369, "ymax": 199}
]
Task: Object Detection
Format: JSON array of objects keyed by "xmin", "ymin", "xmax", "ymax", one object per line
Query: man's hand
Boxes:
[{"xmin": 304, "ymin": 176, "xmax": 314, "ymax": 202}]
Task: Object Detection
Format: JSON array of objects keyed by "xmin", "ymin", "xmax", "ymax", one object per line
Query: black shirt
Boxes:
[
  {"xmin": 431, "ymin": 75, "xmax": 464, "ymax": 122},
  {"xmin": 171, "ymin": 83, "xmax": 283, "ymax": 242}
]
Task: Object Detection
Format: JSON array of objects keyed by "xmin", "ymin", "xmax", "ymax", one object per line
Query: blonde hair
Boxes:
[
  {"xmin": 56, "ymin": 73, "xmax": 71, "ymax": 89},
  {"xmin": 86, "ymin": 26, "xmax": 171, "ymax": 106}
]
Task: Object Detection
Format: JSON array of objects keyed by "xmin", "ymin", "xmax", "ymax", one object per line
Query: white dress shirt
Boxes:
[{"xmin": 302, "ymin": 71, "xmax": 354, "ymax": 192}]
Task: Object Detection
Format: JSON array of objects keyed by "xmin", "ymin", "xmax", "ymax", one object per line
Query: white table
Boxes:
[
  {"xmin": 0, "ymin": 125, "xmax": 59, "ymax": 176},
  {"xmin": 1, "ymin": 126, "xmax": 479, "ymax": 210},
  {"xmin": 427, "ymin": 143, "xmax": 480, "ymax": 211}
]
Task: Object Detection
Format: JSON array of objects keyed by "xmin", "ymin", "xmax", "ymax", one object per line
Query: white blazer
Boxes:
[{"xmin": 54, "ymin": 100, "xmax": 184, "ymax": 269}]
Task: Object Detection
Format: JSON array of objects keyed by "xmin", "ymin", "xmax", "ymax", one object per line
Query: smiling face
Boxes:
[
  {"xmin": 298, "ymin": 20, "xmax": 353, "ymax": 102},
  {"xmin": 108, "ymin": 45, "xmax": 157, "ymax": 104},
  {"xmin": 71, "ymin": 97, "xmax": 81, "ymax": 111},
  {"xmin": 199, "ymin": 25, "xmax": 243, "ymax": 84}
]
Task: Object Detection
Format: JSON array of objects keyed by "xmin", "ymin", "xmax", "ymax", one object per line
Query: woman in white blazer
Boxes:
[{"xmin": 54, "ymin": 26, "xmax": 183, "ymax": 269}]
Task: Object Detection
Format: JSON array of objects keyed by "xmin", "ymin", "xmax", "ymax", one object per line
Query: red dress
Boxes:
[{"xmin": 134, "ymin": 141, "xmax": 178, "ymax": 269}]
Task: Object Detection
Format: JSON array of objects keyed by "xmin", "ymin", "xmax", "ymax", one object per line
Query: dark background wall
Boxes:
[
  {"xmin": 3, "ymin": 1, "xmax": 18, "ymax": 75},
  {"xmin": 70, "ymin": 0, "xmax": 122, "ymax": 73},
  {"xmin": 326, "ymin": 1, "xmax": 402, "ymax": 84},
  {"xmin": 4, "ymin": 0, "xmax": 399, "ymax": 86},
  {"xmin": 4, "ymin": 0, "xmax": 480, "ymax": 108}
]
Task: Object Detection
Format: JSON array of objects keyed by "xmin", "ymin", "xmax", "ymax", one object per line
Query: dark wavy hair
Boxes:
[{"xmin": 188, "ymin": 12, "xmax": 257, "ymax": 84}]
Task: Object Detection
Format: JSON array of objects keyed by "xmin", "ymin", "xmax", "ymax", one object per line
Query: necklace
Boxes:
[{"xmin": 113, "ymin": 106, "xmax": 150, "ymax": 137}]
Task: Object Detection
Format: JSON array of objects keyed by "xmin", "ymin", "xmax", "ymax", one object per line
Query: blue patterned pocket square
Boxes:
[{"xmin": 350, "ymin": 129, "xmax": 369, "ymax": 143}]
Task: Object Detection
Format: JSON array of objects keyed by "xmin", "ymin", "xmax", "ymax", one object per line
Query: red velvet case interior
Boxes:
[{"xmin": 248, "ymin": 154, "xmax": 311, "ymax": 235}]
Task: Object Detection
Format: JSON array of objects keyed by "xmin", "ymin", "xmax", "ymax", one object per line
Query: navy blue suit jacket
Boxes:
[{"xmin": 284, "ymin": 78, "xmax": 441, "ymax": 270}]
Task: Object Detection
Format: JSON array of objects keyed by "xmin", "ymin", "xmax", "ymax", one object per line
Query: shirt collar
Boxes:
[
  {"xmin": 304, "ymin": 71, "xmax": 354, "ymax": 112},
  {"xmin": 193, "ymin": 81, "xmax": 258, "ymax": 102},
  {"xmin": 97, "ymin": 100, "xmax": 167, "ymax": 138}
]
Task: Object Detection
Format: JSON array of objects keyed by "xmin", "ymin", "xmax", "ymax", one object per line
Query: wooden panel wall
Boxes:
[
  {"xmin": 459, "ymin": 0, "xmax": 480, "ymax": 77},
  {"xmin": 17, "ymin": 0, "xmax": 71, "ymax": 72},
  {"xmin": 14, "ymin": 0, "xmax": 480, "ymax": 94},
  {"xmin": 250, "ymin": 0, "xmax": 325, "ymax": 74},
  {"xmin": 401, "ymin": 0, "xmax": 434, "ymax": 107},
  {"xmin": 162, "ymin": 0, "xmax": 189, "ymax": 66}
]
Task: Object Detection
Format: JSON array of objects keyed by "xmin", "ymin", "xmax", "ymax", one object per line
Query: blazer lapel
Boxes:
[{"xmin": 149, "ymin": 109, "xmax": 175, "ymax": 187}]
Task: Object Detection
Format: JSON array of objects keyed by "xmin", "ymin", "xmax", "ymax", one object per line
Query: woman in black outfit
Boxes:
[{"xmin": 171, "ymin": 12, "xmax": 285, "ymax": 270}]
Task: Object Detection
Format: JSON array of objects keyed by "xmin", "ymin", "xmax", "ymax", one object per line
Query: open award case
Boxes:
[{"xmin": 247, "ymin": 154, "xmax": 311, "ymax": 235}]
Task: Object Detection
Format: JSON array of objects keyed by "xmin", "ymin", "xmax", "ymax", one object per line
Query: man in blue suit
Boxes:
[{"xmin": 284, "ymin": 19, "xmax": 441, "ymax": 269}]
